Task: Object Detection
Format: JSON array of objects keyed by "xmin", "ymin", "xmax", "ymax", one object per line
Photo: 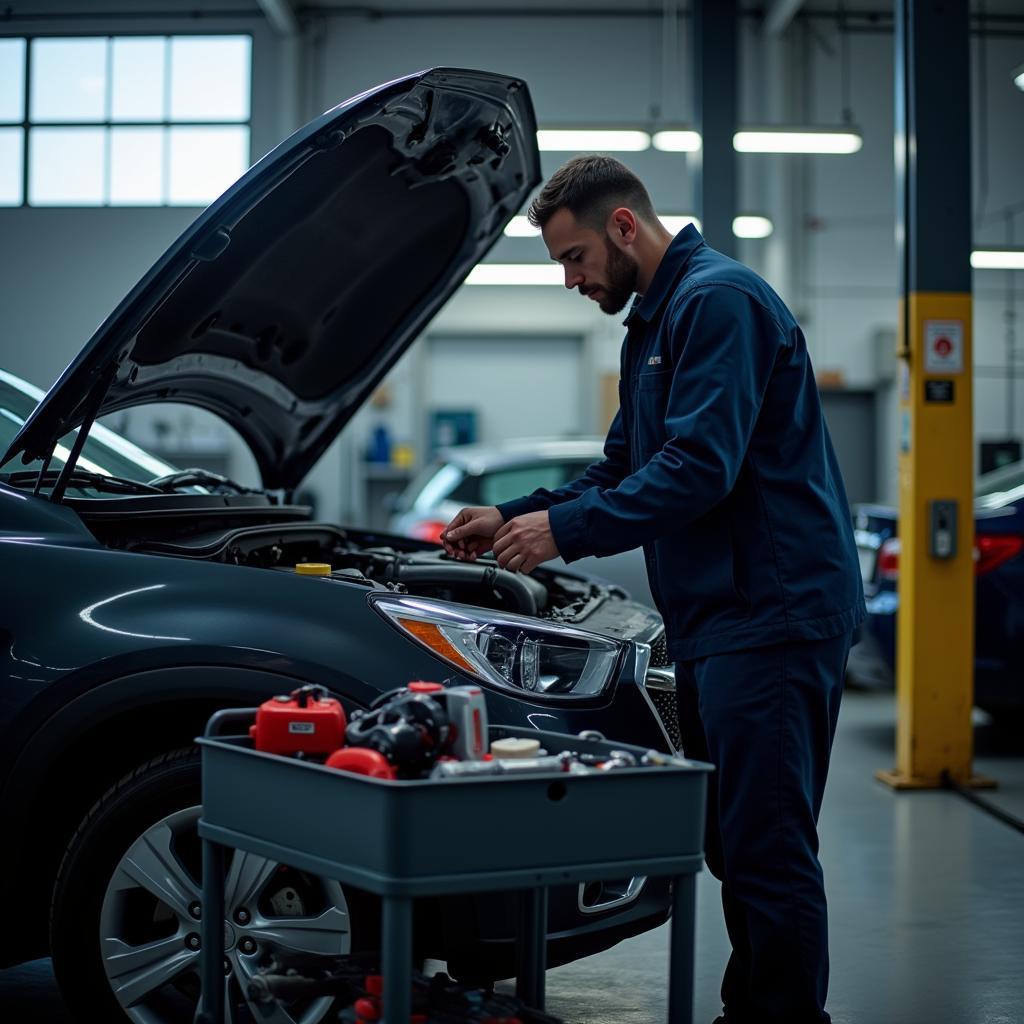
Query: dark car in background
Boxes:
[
  {"xmin": 390, "ymin": 437, "xmax": 656, "ymax": 608},
  {"xmin": 0, "ymin": 70, "xmax": 681, "ymax": 1024},
  {"xmin": 849, "ymin": 460, "xmax": 1024, "ymax": 716}
]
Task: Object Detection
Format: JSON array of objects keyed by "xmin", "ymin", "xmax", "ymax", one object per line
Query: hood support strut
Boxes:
[{"xmin": 46, "ymin": 363, "xmax": 117, "ymax": 504}]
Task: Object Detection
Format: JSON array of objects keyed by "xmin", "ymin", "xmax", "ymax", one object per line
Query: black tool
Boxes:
[{"xmin": 345, "ymin": 691, "xmax": 451, "ymax": 778}]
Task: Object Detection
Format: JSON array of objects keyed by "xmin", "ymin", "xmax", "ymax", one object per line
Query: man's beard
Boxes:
[{"xmin": 594, "ymin": 237, "xmax": 638, "ymax": 315}]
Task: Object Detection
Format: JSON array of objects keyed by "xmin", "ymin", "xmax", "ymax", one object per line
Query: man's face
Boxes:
[{"xmin": 542, "ymin": 207, "xmax": 638, "ymax": 315}]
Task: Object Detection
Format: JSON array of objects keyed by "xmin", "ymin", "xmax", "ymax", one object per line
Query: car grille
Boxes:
[
  {"xmin": 649, "ymin": 686, "xmax": 681, "ymax": 751},
  {"xmin": 644, "ymin": 630, "xmax": 680, "ymax": 751},
  {"xmin": 649, "ymin": 630, "xmax": 670, "ymax": 667}
]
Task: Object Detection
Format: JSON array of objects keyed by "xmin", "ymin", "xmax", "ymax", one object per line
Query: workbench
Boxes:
[{"xmin": 194, "ymin": 710, "xmax": 711, "ymax": 1024}]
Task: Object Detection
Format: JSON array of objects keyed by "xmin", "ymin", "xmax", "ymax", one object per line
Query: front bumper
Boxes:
[
  {"xmin": 434, "ymin": 627, "xmax": 685, "ymax": 979},
  {"xmin": 440, "ymin": 876, "xmax": 673, "ymax": 981}
]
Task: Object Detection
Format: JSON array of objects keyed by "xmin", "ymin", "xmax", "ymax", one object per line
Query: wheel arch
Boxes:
[{"xmin": 0, "ymin": 664, "xmax": 366, "ymax": 967}]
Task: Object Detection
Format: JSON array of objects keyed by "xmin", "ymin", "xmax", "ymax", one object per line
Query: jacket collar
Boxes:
[{"xmin": 623, "ymin": 223, "xmax": 704, "ymax": 327}]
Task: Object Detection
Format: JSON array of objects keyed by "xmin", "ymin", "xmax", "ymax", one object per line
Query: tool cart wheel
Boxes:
[{"xmin": 50, "ymin": 747, "xmax": 378, "ymax": 1024}]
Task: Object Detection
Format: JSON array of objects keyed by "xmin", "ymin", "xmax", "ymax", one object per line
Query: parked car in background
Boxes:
[
  {"xmin": 390, "ymin": 437, "xmax": 656, "ymax": 608},
  {"xmin": 0, "ymin": 70, "xmax": 682, "ymax": 1024},
  {"xmin": 849, "ymin": 459, "xmax": 1024, "ymax": 716}
]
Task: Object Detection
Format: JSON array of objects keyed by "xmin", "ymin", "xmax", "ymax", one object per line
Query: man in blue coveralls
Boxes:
[{"xmin": 442, "ymin": 155, "xmax": 865, "ymax": 1024}]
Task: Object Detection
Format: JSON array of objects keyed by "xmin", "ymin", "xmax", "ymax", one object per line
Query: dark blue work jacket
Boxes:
[{"xmin": 497, "ymin": 226, "xmax": 866, "ymax": 661}]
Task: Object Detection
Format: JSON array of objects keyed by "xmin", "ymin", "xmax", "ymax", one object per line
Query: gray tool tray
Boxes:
[{"xmin": 195, "ymin": 709, "xmax": 711, "ymax": 1024}]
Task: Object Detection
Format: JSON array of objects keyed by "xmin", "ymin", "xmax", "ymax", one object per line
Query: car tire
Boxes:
[{"xmin": 50, "ymin": 747, "xmax": 378, "ymax": 1024}]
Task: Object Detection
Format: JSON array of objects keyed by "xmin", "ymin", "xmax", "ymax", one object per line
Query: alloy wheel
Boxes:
[{"xmin": 98, "ymin": 805, "xmax": 351, "ymax": 1024}]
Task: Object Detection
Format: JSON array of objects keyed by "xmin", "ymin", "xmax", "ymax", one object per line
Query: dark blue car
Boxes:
[
  {"xmin": 849, "ymin": 462, "xmax": 1024, "ymax": 717},
  {"xmin": 0, "ymin": 69, "xmax": 681, "ymax": 1024}
]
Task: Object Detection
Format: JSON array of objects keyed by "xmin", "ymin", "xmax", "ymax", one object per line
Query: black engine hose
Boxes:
[{"xmin": 388, "ymin": 563, "xmax": 543, "ymax": 616}]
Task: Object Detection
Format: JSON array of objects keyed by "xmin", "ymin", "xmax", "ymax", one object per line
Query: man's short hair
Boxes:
[{"xmin": 527, "ymin": 155, "xmax": 658, "ymax": 231}]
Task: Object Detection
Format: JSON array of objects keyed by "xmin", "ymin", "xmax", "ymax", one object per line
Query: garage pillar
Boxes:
[
  {"xmin": 877, "ymin": 0, "xmax": 989, "ymax": 789},
  {"xmin": 693, "ymin": 0, "xmax": 738, "ymax": 258}
]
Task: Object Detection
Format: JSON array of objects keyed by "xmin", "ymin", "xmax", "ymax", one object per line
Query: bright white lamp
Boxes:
[
  {"xmin": 734, "ymin": 128, "xmax": 862, "ymax": 154},
  {"xmin": 536, "ymin": 129, "xmax": 651, "ymax": 152}
]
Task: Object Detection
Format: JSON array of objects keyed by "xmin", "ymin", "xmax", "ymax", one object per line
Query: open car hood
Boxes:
[{"xmin": 2, "ymin": 68, "xmax": 540, "ymax": 490}]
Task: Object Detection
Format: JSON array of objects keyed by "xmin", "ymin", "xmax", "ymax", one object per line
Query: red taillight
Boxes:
[
  {"xmin": 410, "ymin": 519, "xmax": 447, "ymax": 544},
  {"xmin": 874, "ymin": 535, "xmax": 1023, "ymax": 578},
  {"xmin": 974, "ymin": 535, "xmax": 1024, "ymax": 576},
  {"xmin": 878, "ymin": 538, "xmax": 901, "ymax": 580}
]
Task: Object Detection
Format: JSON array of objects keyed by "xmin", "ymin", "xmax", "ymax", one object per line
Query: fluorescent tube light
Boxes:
[
  {"xmin": 733, "ymin": 215, "xmax": 774, "ymax": 238},
  {"xmin": 734, "ymin": 129, "xmax": 862, "ymax": 154},
  {"xmin": 971, "ymin": 249, "xmax": 1024, "ymax": 271},
  {"xmin": 465, "ymin": 264, "xmax": 564, "ymax": 286},
  {"xmin": 658, "ymin": 214, "xmax": 772, "ymax": 238},
  {"xmin": 536, "ymin": 129, "xmax": 651, "ymax": 152},
  {"xmin": 503, "ymin": 216, "xmax": 541, "ymax": 238},
  {"xmin": 1014, "ymin": 65, "xmax": 1024, "ymax": 91},
  {"xmin": 652, "ymin": 130, "xmax": 702, "ymax": 152}
]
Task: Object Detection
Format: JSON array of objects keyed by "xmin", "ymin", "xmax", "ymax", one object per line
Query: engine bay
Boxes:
[{"xmin": 116, "ymin": 520, "xmax": 654, "ymax": 630}]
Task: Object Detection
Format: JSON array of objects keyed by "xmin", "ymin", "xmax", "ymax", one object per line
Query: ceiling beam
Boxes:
[
  {"xmin": 257, "ymin": 0, "xmax": 299, "ymax": 35},
  {"xmin": 763, "ymin": 0, "xmax": 805, "ymax": 36}
]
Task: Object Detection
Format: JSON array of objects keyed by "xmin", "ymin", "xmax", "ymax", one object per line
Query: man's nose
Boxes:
[{"xmin": 564, "ymin": 268, "xmax": 583, "ymax": 290}]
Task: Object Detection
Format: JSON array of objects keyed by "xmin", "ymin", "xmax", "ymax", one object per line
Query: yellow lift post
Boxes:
[{"xmin": 876, "ymin": 0, "xmax": 993, "ymax": 790}]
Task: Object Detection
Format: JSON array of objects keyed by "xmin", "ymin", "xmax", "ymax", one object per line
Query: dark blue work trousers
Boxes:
[{"xmin": 675, "ymin": 632, "xmax": 850, "ymax": 1024}]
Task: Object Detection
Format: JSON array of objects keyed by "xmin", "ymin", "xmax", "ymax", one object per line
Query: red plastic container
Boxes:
[{"xmin": 249, "ymin": 685, "xmax": 347, "ymax": 756}]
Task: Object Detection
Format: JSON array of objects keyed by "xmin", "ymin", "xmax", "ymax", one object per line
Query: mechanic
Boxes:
[{"xmin": 441, "ymin": 155, "xmax": 865, "ymax": 1024}]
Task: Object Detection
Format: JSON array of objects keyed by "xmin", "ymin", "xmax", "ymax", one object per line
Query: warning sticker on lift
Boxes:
[
  {"xmin": 925, "ymin": 379, "xmax": 955, "ymax": 403},
  {"xmin": 924, "ymin": 320, "xmax": 964, "ymax": 374}
]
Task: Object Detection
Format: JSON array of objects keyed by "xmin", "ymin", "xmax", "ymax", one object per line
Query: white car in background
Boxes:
[{"xmin": 390, "ymin": 437, "xmax": 656, "ymax": 609}]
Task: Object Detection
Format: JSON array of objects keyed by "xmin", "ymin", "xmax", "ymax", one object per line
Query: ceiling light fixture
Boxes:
[
  {"xmin": 733, "ymin": 215, "xmax": 774, "ymax": 238},
  {"xmin": 503, "ymin": 216, "xmax": 541, "ymax": 238},
  {"xmin": 971, "ymin": 249, "xmax": 1024, "ymax": 271},
  {"xmin": 536, "ymin": 129, "xmax": 651, "ymax": 152},
  {"xmin": 1014, "ymin": 64, "xmax": 1024, "ymax": 91},
  {"xmin": 652, "ymin": 129, "xmax": 702, "ymax": 152},
  {"xmin": 465, "ymin": 264, "xmax": 563, "ymax": 286},
  {"xmin": 658, "ymin": 214, "xmax": 773, "ymax": 238},
  {"xmin": 733, "ymin": 128, "xmax": 863, "ymax": 154}
]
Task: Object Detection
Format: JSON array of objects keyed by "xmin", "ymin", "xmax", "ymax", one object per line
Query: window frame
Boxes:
[{"xmin": 0, "ymin": 31, "xmax": 253, "ymax": 208}]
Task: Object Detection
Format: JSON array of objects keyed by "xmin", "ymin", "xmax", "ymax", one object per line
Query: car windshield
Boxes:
[
  {"xmin": 975, "ymin": 458, "xmax": 1024, "ymax": 510},
  {"xmin": 0, "ymin": 370, "xmax": 177, "ymax": 491}
]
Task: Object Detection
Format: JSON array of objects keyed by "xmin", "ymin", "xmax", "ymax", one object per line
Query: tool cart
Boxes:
[{"xmin": 195, "ymin": 709, "xmax": 711, "ymax": 1024}]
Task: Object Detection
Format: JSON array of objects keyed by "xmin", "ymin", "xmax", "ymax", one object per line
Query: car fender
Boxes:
[{"xmin": 0, "ymin": 663, "xmax": 363, "ymax": 967}]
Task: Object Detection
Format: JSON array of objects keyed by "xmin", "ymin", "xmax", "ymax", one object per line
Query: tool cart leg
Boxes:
[
  {"xmin": 195, "ymin": 837, "xmax": 227, "ymax": 1024},
  {"xmin": 668, "ymin": 874, "xmax": 696, "ymax": 1024},
  {"xmin": 515, "ymin": 886, "xmax": 548, "ymax": 1010},
  {"xmin": 382, "ymin": 895, "xmax": 413, "ymax": 1024}
]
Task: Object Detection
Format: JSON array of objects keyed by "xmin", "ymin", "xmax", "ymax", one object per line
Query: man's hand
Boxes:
[
  {"xmin": 441, "ymin": 505, "xmax": 504, "ymax": 561},
  {"xmin": 492, "ymin": 510, "xmax": 560, "ymax": 574}
]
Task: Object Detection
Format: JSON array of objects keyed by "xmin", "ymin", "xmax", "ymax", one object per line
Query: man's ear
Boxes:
[{"xmin": 607, "ymin": 207, "xmax": 638, "ymax": 247}]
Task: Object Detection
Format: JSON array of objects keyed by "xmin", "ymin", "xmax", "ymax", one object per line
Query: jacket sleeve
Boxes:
[
  {"xmin": 548, "ymin": 286, "xmax": 784, "ymax": 562},
  {"xmin": 495, "ymin": 406, "xmax": 630, "ymax": 523}
]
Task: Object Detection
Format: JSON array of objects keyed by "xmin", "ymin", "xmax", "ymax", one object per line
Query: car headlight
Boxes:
[{"xmin": 371, "ymin": 595, "xmax": 623, "ymax": 700}]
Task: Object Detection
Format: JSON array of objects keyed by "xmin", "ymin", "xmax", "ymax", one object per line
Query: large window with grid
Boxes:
[{"xmin": 0, "ymin": 34, "xmax": 251, "ymax": 207}]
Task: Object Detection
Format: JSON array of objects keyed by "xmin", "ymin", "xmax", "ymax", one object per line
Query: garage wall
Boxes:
[
  {"xmin": 799, "ymin": 24, "xmax": 1024, "ymax": 451},
  {"xmin": 0, "ymin": 3, "xmax": 296, "ymax": 392},
  {"xmin": 0, "ymin": 1, "xmax": 297, "ymax": 492},
  {"xmin": 0, "ymin": 5, "xmax": 1021, "ymax": 515}
]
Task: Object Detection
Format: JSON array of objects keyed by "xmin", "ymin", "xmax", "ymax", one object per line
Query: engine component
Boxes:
[
  {"xmin": 434, "ymin": 684, "xmax": 489, "ymax": 761},
  {"xmin": 249, "ymin": 685, "xmax": 347, "ymax": 756},
  {"xmin": 385, "ymin": 559, "xmax": 547, "ymax": 616},
  {"xmin": 490, "ymin": 737, "xmax": 541, "ymax": 759},
  {"xmin": 344, "ymin": 691, "xmax": 451, "ymax": 778},
  {"xmin": 325, "ymin": 746, "xmax": 397, "ymax": 780}
]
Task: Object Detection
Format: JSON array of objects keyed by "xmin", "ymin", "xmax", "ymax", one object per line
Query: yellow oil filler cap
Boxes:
[{"xmin": 295, "ymin": 563, "xmax": 332, "ymax": 576}]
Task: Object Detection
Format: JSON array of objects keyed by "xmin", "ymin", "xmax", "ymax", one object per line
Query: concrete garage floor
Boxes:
[{"xmin": 2, "ymin": 690, "xmax": 1022, "ymax": 1024}]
